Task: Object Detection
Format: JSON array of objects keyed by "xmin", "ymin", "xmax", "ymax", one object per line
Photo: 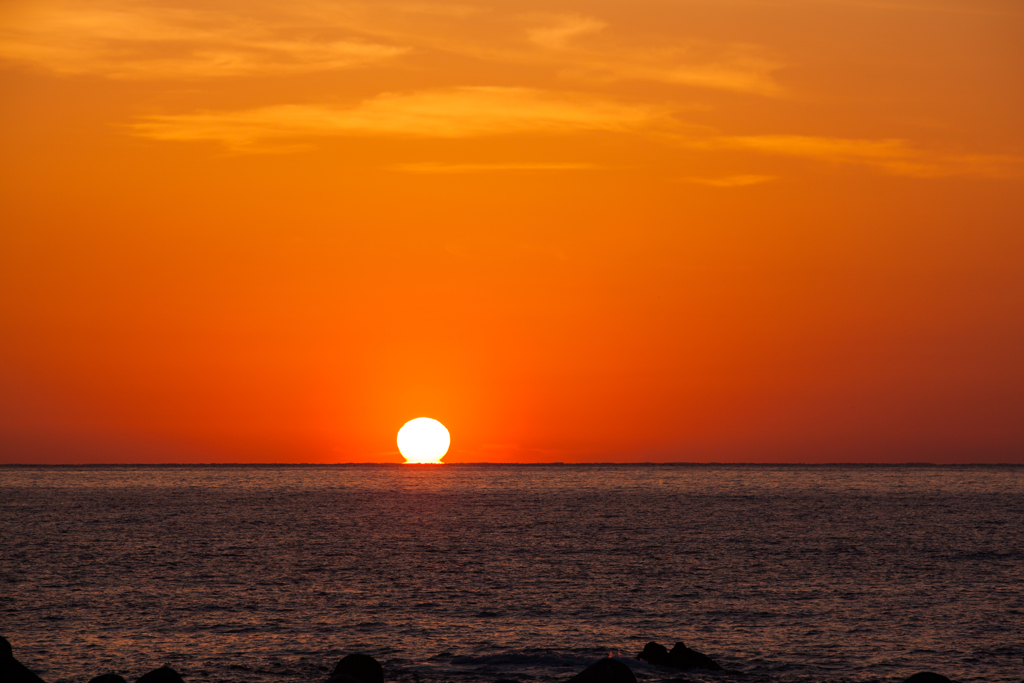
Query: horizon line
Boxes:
[{"xmin": 2, "ymin": 462, "xmax": 1021, "ymax": 467}]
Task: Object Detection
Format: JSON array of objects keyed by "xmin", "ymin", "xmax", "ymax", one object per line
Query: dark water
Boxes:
[{"xmin": 1, "ymin": 465, "xmax": 1022, "ymax": 683}]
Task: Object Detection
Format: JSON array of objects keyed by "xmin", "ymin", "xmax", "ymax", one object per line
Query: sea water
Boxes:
[{"xmin": 1, "ymin": 465, "xmax": 1021, "ymax": 683}]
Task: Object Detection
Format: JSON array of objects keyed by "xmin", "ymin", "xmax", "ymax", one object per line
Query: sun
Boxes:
[{"xmin": 397, "ymin": 417, "xmax": 450, "ymax": 464}]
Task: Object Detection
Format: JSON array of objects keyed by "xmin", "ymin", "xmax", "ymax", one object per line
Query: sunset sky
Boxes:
[{"xmin": 1, "ymin": 0, "xmax": 1022, "ymax": 463}]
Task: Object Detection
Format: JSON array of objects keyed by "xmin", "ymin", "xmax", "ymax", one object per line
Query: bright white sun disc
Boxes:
[{"xmin": 397, "ymin": 417, "xmax": 450, "ymax": 464}]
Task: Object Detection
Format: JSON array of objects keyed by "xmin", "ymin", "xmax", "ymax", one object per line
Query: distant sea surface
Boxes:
[{"xmin": 2, "ymin": 465, "xmax": 1022, "ymax": 683}]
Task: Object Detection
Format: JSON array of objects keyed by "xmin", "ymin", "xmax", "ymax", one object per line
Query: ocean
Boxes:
[{"xmin": 1, "ymin": 465, "xmax": 1021, "ymax": 683}]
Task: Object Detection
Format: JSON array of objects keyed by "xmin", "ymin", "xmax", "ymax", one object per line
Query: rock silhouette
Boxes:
[
  {"xmin": 135, "ymin": 666, "xmax": 185, "ymax": 683},
  {"xmin": 566, "ymin": 658, "xmax": 636, "ymax": 683},
  {"xmin": 636, "ymin": 641, "xmax": 722, "ymax": 672},
  {"xmin": 88, "ymin": 676, "xmax": 128, "ymax": 683},
  {"xmin": 903, "ymin": 674, "xmax": 953, "ymax": 683},
  {"xmin": 1, "ymin": 636, "xmax": 47, "ymax": 683},
  {"xmin": 328, "ymin": 654, "xmax": 384, "ymax": 683}
]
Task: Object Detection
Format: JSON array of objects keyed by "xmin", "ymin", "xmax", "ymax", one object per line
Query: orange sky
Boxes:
[{"xmin": 1, "ymin": 0, "xmax": 1022, "ymax": 463}]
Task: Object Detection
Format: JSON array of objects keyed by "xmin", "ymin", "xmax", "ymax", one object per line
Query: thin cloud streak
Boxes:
[
  {"xmin": 585, "ymin": 55, "xmax": 782, "ymax": 96},
  {"xmin": 678, "ymin": 174, "xmax": 777, "ymax": 187},
  {"xmin": 131, "ymin": 86, "xmax": 1019, "ymax": 178},
  {"xmin": 518, "ymin": 15, "xmax": 784, "ymax": 97},
  {"xmin": 483, "ymin": 15, "xmax": 785, "ymax": 96},
  {"xmin": 392, "ymin": 162, "xmax": 602, "ymax": 173},
  {"xmin": 0, "ymin": 0, "xmax": 407, "ymax": 79},
  {"xmin": 790, "ymin": 0, "xmax": 1023, "ymax": 17},
  {"xmin": 131, "ymin": 87, "xmax": 664, "ymax": 149},
  {"xmin": 714, "ymin": 135, "xmax": 1021, "ymax": 177},
  {"xmin": 526, "ymin": 14, "xmax": 606, "ymax": 50}
]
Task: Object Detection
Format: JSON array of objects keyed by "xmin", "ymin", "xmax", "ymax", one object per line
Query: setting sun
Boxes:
[{"xmin": 397, "ymin": 418, "xmax": 450, "ymax": 464}]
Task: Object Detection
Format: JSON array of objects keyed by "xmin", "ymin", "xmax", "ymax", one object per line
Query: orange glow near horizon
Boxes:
[{"xmin": 1, "ymin": 0, "xmax": 1022, "ymax": 464}]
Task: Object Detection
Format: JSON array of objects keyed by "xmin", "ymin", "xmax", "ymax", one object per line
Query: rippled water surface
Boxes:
[{"xmin": 2, "ymin": 465, "xmax": 1022, "ymax": 683}]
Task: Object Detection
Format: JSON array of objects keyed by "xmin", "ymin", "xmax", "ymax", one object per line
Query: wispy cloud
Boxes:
[
  {"xmin": 791, "ymin": 0, "xmax": 1022, "ymax": 17},
  {"xmin": 131, "ymin": 87, "xmax": 1019, "ymax": 178},
  {"xmin": 0, "ymin": 0, "xmax": 784, "ymax": 96},
  {"xmin": 516, "ymin": 15, "xmax": 784, "ymax": 96},
  {"xmin": 35, "ymin": 1, "xmax": 1006, "ymax": 178},
  {"xmin": 527, "ymin": 15, "xmax": 606, "ymax": 50},
  {"xmin": 713, "ymin": 134, "xmax": 1020, "ymax": 177},
  {"xmin": 0, "ymin": 0, "xmax": 407, "ymax": 78},
  {"xmin": 392, "ymin": 162, "xmax": 601, "ymax": 173},
  {"xmin": 588, "ymin": 54, "xmax": 783, "ymax": 96},
  {"xmin": 131, "ymin": 87, "xmax": 664, "ymax": 149},
  {"xmin": 678, "ymin": 174, "xmax": 777, "ymax": 187}
]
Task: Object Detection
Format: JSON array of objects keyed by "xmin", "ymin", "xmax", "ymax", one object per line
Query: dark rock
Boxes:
[
  {"xmin": 903, "ymin": 674, "xmax": 953, "ymax": 683},
  {"xmin": 329, "ymin": 654, "xmax": 384, "ymax": 683},
  {"xmin": 636, "ymin": 643, "xmax": 671, "ymax": 667},
  {"xmin": 667, "ymin": 642, "xmax": 722, "ymax": 672},
  {"xmin": 135, "ymin": 666, "xmax": 185, "ymax": 683},
  {"xmin": 326, "ymin": 674, "xmax": 364, "ymax": 683},
  {"xmin": 636, "ymin": 641, "xmax": 721, "ymax": 672},
  {"xmin": 89, "ymin": 675, "xmax": 128, "ymax": 683},
  {"xmin": 0, "ymin": 636, "xmax": 47, "ymax": 683},
  {"xmin": 566, "ymin": 658, "xmax": 636, "ymax": 683}
]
